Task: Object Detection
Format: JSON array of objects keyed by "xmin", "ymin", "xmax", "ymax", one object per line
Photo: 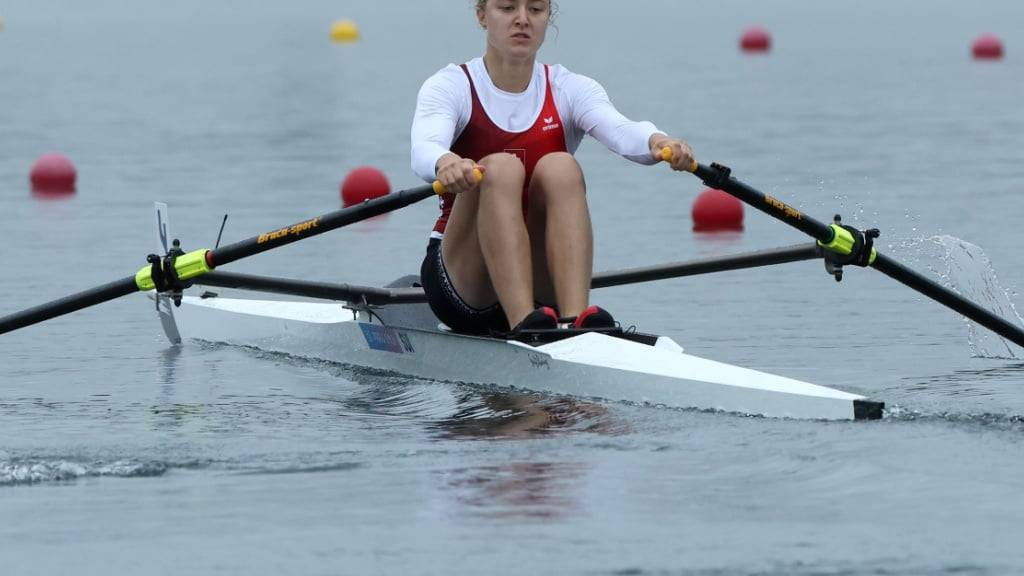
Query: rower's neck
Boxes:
[{"xmin": 482, "ymin": 51, "xmax": 534, "ymax": 93}]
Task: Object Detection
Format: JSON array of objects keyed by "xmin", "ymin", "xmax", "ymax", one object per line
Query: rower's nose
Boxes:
[{"xmin": 513, "ymin": 5, "xmax": 528, "ymax": 25}]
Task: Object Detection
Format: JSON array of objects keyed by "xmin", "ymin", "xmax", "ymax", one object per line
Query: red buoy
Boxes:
[
  {"xmin": 740, "ymin": 26, "xmax": 771, "ymax": 53},
  {"xmin": 340, "ymin": 166, "xmax": 391, "ymax": 207},
  {"xmin": 30, "ymin": 152, "xmax": 77, "ymax": 194},
  {"xmin": 972, "ymin": 34, "xmax": 1004, "ymax": 60},
  {"xmin": 692, "ymin": 189, "xmax": 744, "ymax": 232}
]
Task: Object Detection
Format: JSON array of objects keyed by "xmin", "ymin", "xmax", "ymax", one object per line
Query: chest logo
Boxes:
[
  {"xmin": 541, "ymin": 115, "xmax": 561, "ymax": 132},
  {"xmin": 504, "ymin": 148, "xmax": 527, "ymax": 166}
]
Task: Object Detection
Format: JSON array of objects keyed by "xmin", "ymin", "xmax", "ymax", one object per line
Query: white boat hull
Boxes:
[{"xmin": 162, "ymin": 292, "xmax": 882, "ymax": 421}]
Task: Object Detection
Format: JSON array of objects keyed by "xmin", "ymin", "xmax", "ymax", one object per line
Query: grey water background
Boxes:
[{"xmin": 2, "ymin": 0, "xmax": 1024, "ymax": 573}]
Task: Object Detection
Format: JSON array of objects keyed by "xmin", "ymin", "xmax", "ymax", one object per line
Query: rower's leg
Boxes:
[
  {"xmin": 442, "ymin": 152, "xmax": 534, "ymax": 327},
  {"xmin": 527, "ymin": 152, "xmax": 592, "ymax": 319}
]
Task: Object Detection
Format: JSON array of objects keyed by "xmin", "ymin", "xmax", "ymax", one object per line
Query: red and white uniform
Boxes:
[{"xmin": 411, "ymin": 57, "xmax": 661, "ymax": 238}]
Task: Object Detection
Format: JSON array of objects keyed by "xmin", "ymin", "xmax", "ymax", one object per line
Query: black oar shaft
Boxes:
[
  {"xmin": 691, "ymin": 162, "xmax": 1024, "ymax": 349},
  {"xmin": 210, "ymin": 184, "xmax": 436, "ymax": 267},
  {"xmin": 0, "ymin": 276, "xmax": 138, "ymax": 334},
  {"xmin": 872, "ymin": 254, "xmax": 1024, "ymax": 348},
  {"xmin": 199, "ymin": 271, "xmax": 426, "ymax": 305},
  {"xmin": 194, "ymin": 245, "xmax": 822, "ymax": 305},
  {"xmin": 592, "ymin": 244, "xmax": 819, "ymax": 289},
  {"xmin": 693, "ymin": 163, "xmax": 835, "ymax": 242},
  {"xmin": 0, "ymin": 183, "xmax": 439, "ymax": 336}
]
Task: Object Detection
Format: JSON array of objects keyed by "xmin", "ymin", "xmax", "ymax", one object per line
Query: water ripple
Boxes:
[
  {"xmin": 599, "ymin": 563, "xmax": 998, "ymax": 576},
  {"xmin": 884, "ymin": 404, "xmax": 1024, "ymax": 433},
  {"xmin": 0, "ymin": 458, "xmax": 171, "ymax": 486}
]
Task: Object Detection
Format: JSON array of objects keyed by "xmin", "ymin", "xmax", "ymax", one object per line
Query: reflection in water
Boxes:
[
  {"xmin": 147, "ymin": 342, "xmax": 627, "ymax": 441},
  {"xmin": 146, "ymin": 343, "xmax": 615, "ymax": 519},
  {"xmin": 302, "ymin": 359, "xmax": 619, "ymax": 521},
  {"xmin": 432, "ymin": 392, "xmax": 622, "ymax": 439},
  {"xmin": 439, "ymin": 461, "xmax": 586, "ymax": 520},
  {"xmin": 694, "ymin": 230, "xmax": 745, "ymax": 255},
  {"xmin": 150, "ymin": 343, "xmax": 209, "ymax": 430},
  {"xmin": 427, "ymin": 393, "xmax": 621, "ymax": 520},
  {"xmin": 159, "ymin": 344, "xmax": 182, "ymax": 388}
]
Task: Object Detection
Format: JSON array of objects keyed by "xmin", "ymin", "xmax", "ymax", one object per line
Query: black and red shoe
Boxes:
[
  {"xmin": 512, "ymin": 306, "xmax": 559, "ymax": 333},
  {"xmin": 570, "ymin": 305, "xmax": 617, "ymax": 330}
]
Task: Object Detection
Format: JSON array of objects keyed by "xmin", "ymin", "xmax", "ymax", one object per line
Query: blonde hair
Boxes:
[{"xmin": 475, "ymin": 0, "xmax": 558, "ymax": 20}]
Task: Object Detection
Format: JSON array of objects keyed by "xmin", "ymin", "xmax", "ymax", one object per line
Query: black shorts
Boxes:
[{"xmin": 420, "ymin": 238, "xmax": 509, "ymax": 335}]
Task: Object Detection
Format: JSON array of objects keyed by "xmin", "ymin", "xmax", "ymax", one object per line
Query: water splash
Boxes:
[
  {"xmin": 0, "ymin": 458, "xmax": 168, "ymax": 486},
  {"xmin": 884, "ymin": 403, "xmax": 1024, "ymax": 433},
  {"xmin": 901, "ymin": 235, "xmax": 1023, "ymax": 359}
]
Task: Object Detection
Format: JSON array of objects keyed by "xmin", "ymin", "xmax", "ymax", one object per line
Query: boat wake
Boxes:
[
  {"xmin": 0, "ymin": 453, "xmax": 376, "ymax": 487},
  {"xmin": 898, "ymin": 235, "xmax": 1023, "ymax": 359},
  {"xmin": 0, "ymin": 457, "xmax": 173, "ymax": 487},
  {"xmin": 883, "ymin": 403, "xmax": 1024, "ymax": 432}
]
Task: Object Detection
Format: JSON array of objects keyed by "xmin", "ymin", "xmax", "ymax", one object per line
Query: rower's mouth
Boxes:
[{"xmin": 511, "ymin": 32, "xmax": 531, "ymax": 40}]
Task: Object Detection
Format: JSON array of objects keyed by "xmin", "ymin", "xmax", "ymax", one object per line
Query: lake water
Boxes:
[{"xmin": 2, "ymin": 1, "xmax": 1024, "ymax": 574}]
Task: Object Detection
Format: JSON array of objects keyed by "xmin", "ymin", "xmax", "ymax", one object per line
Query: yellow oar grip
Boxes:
[
  {"xmin": 432, "ymin": 168, "xmax": 484, "ymax": 194},
  {"xmin": 660, "ymin": 147, "xmax": 698, "ymax": 173}
]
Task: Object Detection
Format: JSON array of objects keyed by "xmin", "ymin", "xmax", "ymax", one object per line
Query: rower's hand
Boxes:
[
  {"xmin": 650, "ymin": 134, "xmax": 696, "ymax": 172},
  {"xmin": 435, "ymin": 155, "xmax": 485, "ymax": 194}
]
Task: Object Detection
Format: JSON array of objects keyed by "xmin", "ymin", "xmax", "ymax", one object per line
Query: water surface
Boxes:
[{"xmin": 2, "ymin": 1, "xmax": 1024, "ymax": 574}]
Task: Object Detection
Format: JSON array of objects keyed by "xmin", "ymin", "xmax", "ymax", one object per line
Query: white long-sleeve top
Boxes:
[{"xmin": 410, "ymin": 57, "xmax": 661, "ymax": 182}]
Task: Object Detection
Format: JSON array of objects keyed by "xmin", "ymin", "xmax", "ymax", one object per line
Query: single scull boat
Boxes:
[
  {"xmin": 3, "ymin": 158, "xmax": 1020, "ymax": 423},
  {"xmin": 157, "ymin": 279, "xmax": 883, "ymax": 421}
]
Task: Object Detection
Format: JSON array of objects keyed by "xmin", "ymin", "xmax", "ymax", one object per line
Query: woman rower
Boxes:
[{"xmin": 411, "ymin": 0, "xmax": 694, "ymax": 336}]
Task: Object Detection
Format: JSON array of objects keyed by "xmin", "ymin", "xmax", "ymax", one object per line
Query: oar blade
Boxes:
[{"xmin": 153, "ymin": 202, "xmax": 182, "ymax": 344}]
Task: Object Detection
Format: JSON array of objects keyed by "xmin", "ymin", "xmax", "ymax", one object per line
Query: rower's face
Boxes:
[{"xmin": 478, "ymin": 0, "xmax": 550, "ymax": 59}]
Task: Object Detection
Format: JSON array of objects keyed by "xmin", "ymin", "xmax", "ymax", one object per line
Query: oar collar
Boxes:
[
  {"xmin": 818, "ymin": 215, "xmax": 879, "ymax": 282},
  {"xmin": 136, "ymin": 239, "xmax": 212, "ymax": 306}
]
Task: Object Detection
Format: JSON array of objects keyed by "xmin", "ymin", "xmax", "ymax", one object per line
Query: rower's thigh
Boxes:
[
  {"xmin": 440, "ymin": 187, "xmax": 496, "ymax": 308},
  {"xmin": 439, "ymin": 152, "xmax": 525, "ymax": 308},
  {"xmin": 527, "ymin": 152, "xmax": 586, "ymax": 305}
]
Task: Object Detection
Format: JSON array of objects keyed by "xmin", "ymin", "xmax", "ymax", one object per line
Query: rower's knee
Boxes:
[
  {"xmin": 528, "ymin": 152, "xmax": 585, "ymax": 208},
  {"xmin": 479, "ymin": 153, "xmax": 526, "ymax": 194},
  {"xmin": 530, "ymin": 152, "xmax": 585, "ymax": 203}
]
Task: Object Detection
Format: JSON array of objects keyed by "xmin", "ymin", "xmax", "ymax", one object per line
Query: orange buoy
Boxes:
[
  {"xmin": 740, "ymin": 26, "xmax": 771, "ymax": 53},
  {"xmin": 692, "ymin": 188, "xmax": 744, "ymax": 232},
  {"xmin": 30, "ymin": 153, "xmax": 77, "ymax": 194},
  {"xmin": 341, "ymin": 166, "xmax": 390, "ymax": 207},
  {"xmin": 972, "ymin": 34, "xmax": 1004, "ymax": 60}
]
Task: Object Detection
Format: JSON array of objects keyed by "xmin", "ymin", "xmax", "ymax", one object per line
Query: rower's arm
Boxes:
[
  {"xmin": 411, "ymin": 66, "xmax": 472, "ymax": 183},
  {"xmin": 562, "ymin": 71, "xmax": 661, "ymax": 165}
]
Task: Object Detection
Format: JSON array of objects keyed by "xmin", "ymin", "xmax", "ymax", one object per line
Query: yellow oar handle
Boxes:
[
  {"xmin": 660, "ymin": 147, "xmax": 698, "ymax": 173},
  {"xmin": 432, "ymin": 168, "xmax": 484, "ymax": 194}
]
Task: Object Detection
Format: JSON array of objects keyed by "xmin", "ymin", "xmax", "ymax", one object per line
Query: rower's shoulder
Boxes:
[
  {"xmin": 424, "ymin": 63, "xmax": 469, "ymax": 84},
  {"xmin": 418, "ymin": 63, "xmax": 471, "ymax": 97},
  {"xmin": 546, "ymin": 63, "xmax": 603, "ymax": 93}
]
